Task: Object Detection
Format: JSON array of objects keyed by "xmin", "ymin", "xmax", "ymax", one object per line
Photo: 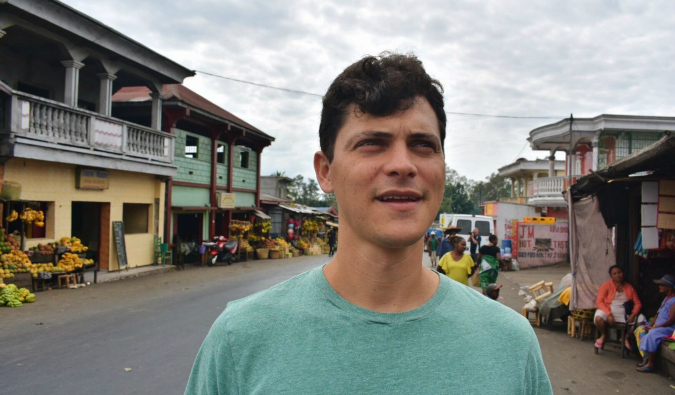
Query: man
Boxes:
[
  {"xmin": 327, "ymin": 227, "xmax": 337, "ymax": 257},
  {"xmin": 426, "ymin": 233, "xmax": 438, "ymax": 268},
  {"xmin": 486, "ymin": 283, "xmax": 502, "ymax": 301},
  {"xmin": 185, "ymin": 53, "xmax": 552, "ymax": 394},
  {"xmin": 469, "ymin": 227, "xmax": 481, "ymax": 262},
  {"xmin": 436, "ymin": 225, "xmax": 460, "ymax": 259}
]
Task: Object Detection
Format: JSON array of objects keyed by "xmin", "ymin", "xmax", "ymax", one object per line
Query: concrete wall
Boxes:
[
  {"xmin": 234, "ymin": 191, "xmax": 256, "ymax": 207},
  {"xmin": 172, "ymin": 185, "xmax": 210, "ymax": 207},
  {"xmin": 216, "ymin": 164, "xmax": 228, "ymax": 187},
  {"xmin": 492, "ymin": 202, "xmax": 539, "ymax": 241},
  {"xmin": 4, "ymin": 159, "xmax": 164, "ymax": 271}
]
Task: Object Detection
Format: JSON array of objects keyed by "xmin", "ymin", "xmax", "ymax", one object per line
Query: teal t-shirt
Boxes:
[{"xmin": 185, "ymin": 266, "xmax": 552, "ymax": 394}]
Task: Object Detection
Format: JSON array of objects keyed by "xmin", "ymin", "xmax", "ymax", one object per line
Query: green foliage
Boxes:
[{"xmin": 287, "ymin": 174, "xmax": 336, "ymax": 208}]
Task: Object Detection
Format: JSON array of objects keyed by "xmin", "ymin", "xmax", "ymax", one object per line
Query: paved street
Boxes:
[{"xmin": 3, "ymin": 255, "xmax": 674, "ymax": 394}]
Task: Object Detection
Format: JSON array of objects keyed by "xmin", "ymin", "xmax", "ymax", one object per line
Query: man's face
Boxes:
[{"xmin": 314, "ymin": 97, "xmax": 445, "ymax": 248}]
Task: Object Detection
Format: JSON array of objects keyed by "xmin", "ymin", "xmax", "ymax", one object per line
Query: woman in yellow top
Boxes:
[{"xmin": 436, "ymin": 236, "xmax": 476, "ymax": 286}]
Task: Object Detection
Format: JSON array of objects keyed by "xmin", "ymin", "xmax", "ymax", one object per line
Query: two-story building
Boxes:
[
  {"xmin": 0, "ymin": 0, "xmax": 194, "ymax": 270},
  {"xmin": 112, "ymin": 84, "xmax": 274, "ymax": 250}
]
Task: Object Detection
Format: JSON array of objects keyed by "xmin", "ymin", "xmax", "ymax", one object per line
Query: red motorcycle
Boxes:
[{"xmin": 203, "ymin": 236, "xmax": 238, "ymax": 266}]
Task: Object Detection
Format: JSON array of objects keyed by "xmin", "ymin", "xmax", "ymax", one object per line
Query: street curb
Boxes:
[{"xmin": 96, "ymin": 266, "xmax": 177, "ymax": 283}]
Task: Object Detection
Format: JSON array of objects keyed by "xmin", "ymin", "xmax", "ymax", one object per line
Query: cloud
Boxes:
[{"xmin": 63, "ymin": 0, "xmax": 675, "ymax": 183}]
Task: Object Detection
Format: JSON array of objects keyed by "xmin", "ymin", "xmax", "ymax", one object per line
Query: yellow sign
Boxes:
[
  {"xmin": 218, "ymin": 192, "xmax": 236, "ymax": 208},
  {"xmin": 76, "ymin": 168, "xmax": 109, "ymax": 190}
]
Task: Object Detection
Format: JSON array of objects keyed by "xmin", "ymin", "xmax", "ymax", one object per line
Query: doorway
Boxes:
[{"xmin": 72, "ymin": 202, "xmax": 101, "ymax": 266}]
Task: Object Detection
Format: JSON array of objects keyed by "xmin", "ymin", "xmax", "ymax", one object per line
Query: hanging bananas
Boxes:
[
  {"xmin": 19, "ymin": 208, "xmax": 45, "ymax": 226},
  {"xmin": 5, "ymin": 211, "xmax": 18, "ymax": 222}
]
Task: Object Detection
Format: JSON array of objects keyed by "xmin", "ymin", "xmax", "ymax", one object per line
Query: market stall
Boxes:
[{"xmin": 0, "ymin": 204, "xmax": 97, "ymax": 300}]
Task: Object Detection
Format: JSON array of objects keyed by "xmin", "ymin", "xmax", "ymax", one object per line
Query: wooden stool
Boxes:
[
  {"xmin": 568, "ymin": 315, "xmax": 576, "ymax": 337},
  {"xmin": 58, "ymin": 274, "xmax": 77, "ymax": 289},
  {"xmin": 522, "ymin": 307, "xmax": 541, "ymax": 326},
  {"xmin": 571, "ymin": 309, "xmax": 596, "ymax": 341}
]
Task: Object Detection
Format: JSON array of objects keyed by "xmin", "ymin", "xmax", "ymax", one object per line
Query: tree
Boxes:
[{"xmin": 469, "ymin": 172, "xmax": 510, "ymax": 207}]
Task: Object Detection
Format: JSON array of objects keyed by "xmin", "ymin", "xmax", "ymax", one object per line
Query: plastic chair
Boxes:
[
  {"xmin": 159, "ymin": 243, "xmax": 173, "ymax": 266},
  {"xmin": 594, "ymin": 301, "xmax": 638, "ymax": 358}
]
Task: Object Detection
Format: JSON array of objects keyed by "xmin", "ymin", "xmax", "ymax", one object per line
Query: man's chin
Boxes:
[{"xmin": 372, "ymin": 233, "xmax": 424, "ymax": 249}]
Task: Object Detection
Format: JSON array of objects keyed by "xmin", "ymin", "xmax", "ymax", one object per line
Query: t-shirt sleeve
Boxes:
[
  {"xmin": 438, "ymin": 254, "xmax": 449, "ymax": 274},
  {"xmin": 185, "ymin": 314, "xmax": 239, "ymax": 395},
  {"xmin": 524, "ymin": 336, "xmax": 553, "ymax": 395},
  {"xmin": 465, "ymin": 255, "xmax": 475, "ymax": 274}
]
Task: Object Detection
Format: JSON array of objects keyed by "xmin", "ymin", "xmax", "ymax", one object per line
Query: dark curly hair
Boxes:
[{"xmin": 319, "ymin": 52, "xmax": 446, "ymax": 162}]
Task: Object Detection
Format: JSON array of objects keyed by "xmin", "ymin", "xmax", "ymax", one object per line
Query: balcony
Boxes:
[
  {"xmin": 3, "ymin": 87, "xmax": 177, "ymax": 177},
  {"xmin": 527, "ymin": 176, "xmax": 580, "ymax": 207}
]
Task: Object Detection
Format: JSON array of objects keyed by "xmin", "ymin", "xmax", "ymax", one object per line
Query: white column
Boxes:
[
  {"xmin": 150, "ymin": 92, "xmax": 162, "ymax": 130},
  {"xmin": 592, "ymin": 131, "xmax": 601, "ymax": 171},
  {"xmin": 510, "ymin": 178, "xmax": 515, "ymax": 198},
  {"xmin": 97, "ymin": 73, "xmax": 117, "ymax": 116},
  {"xmin": 61, "ymin": 60, "xmax": 85, "ymax": 107},
  {"xmin": 548, "ymin": 150, "xmax": 556, "ymax": 177},
  {"xmin": 515, "ymin": 178, "xmax": 521, "ymax": 197}
]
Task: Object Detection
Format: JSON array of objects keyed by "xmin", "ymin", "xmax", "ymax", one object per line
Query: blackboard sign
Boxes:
[{"xmin": 112, "ymin": 221, "xmax": 128, "ymax": 268}]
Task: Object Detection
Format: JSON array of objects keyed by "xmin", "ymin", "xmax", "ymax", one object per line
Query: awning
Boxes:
[
  {"xmin": 253, "ymin": 210, "xmax": 271, "ymax": 220},
  {"xmin": 326, "ymin": 221, "xmax": 339, "ymax": 228}
]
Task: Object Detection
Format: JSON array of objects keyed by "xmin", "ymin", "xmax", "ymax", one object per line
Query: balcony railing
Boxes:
[{"xmin": 9, "ymin": 90, "xmax": 174, "ymax": 164}]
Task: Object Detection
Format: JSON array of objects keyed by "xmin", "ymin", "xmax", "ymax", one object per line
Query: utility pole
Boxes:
[{"xmin": 568, "ymin": 114, "xmax": 574, "ymax": 187}]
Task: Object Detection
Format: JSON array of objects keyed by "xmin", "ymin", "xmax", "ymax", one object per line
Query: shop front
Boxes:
[{"xmin": 1, "ymin": 159, "xmax": 165, "ymax": 272}]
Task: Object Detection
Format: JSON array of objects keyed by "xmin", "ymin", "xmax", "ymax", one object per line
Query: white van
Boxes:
[{"xmin": 439, "ymin": 214, "xmax": 495, "ymax": 248}]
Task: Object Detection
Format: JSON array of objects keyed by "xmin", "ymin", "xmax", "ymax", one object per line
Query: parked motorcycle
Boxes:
[{"xmin": 203, "ymin": 236, "xmax": 238, "ymax": 266}]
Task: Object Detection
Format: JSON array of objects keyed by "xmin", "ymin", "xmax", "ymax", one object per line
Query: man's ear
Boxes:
[{"xmin": 314, "ymin": 151, "xmax": 334, "ymax": 193}]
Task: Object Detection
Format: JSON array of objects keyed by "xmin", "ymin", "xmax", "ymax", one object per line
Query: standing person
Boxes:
[
  {"xmin": 185, "ymin": 52, "xmax": 552, "ymax": 394},
  {"xmin": 635, "ymin": 275, "xmax": 675, "ymax": 373},
  {"xmin": 436, "ymin": 235, "xmax": 476, "ymax": 286},
  {"xmin": 327, "ymin": 228, "xmax": 337, "ymax": 257},
  {"xmin": 486, "ymin": 283, "xmax": 502, "ymax": 301},
  {"xmin": 477, "ymin": 234, "xmax": 502, "ymax": 295},
  {"xmin": 469, "ymin": 228, "xmax": 481, "ymax": 263},
  {"xmin": 436, "ymin": 225, "xmax": 460, "ymax": 259},
  {"xmin": 426, "ymin": 233, "xmax": 438, "ymax": 268}
]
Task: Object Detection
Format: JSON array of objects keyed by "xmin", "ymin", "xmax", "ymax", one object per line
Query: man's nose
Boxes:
[{"xmin": 382, "ymin": 142, "xmax": 417, "ymax": 178}]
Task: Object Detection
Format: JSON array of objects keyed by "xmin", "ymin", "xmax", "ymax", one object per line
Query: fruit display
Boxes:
[
  {"xmin": 57, "ymin": 252, "xmax": 94, "ymax": 272},
  {"xmin": 1, "ymin": 250, "xmax": 32, "ymax": 274},
  {"xmin": 20, "ymin": 208, "xmax": 45, "ymax": 226},
  {"xmin": 259, "ymin": 237, "xmax": 277, "ymax": 249},
  {"xmin": 229, "ymin": 220, "xmax": 252, "ymax": 235},
  {"xmin": 275, "ymin": 238, "xmax": 290, "ymax": 249},
  {"xmin": 4, "ymin": 233, "xmax": 20, "ymax": 251},
  {"xmin": 5, "ymin": 210, "xmax": 18, "ymax": 222},
  {"xmin": 0, "ymin": 284, "xmax": 36, "ymax": 307},
  {"xmin": 59, "ymin": 236, "xmax": 88, "ymax": 253},
  {"xmin": 28, "ymin": 243, "xmax": 56, "ymax": 254}
]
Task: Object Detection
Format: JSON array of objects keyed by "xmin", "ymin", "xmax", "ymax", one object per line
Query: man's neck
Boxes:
[{"xmin": 323, "ymin": 230, "xmax": 439, "ymax": 313}]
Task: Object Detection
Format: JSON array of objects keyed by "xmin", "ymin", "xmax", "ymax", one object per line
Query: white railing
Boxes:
[
  {"xmin": 530, "ymin": 176, "xmax": 566, "ymax": 197},
  {"xmin": 10, "ymin": 92, "xmax": 174, "ymax": 164}
]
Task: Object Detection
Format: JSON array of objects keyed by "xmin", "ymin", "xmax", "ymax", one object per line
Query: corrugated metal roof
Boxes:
[{"xmin": 112, "ymin": 85, "xmax": 271, "ymax": 139}]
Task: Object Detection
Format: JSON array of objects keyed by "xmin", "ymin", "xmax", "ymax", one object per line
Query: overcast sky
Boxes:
[{"xmin": 64, "ymin": 0, "xmax": 675, "ymax": 184}]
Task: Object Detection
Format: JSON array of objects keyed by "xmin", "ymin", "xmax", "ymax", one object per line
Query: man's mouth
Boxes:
[
  {"xmin": 375, "ymin": 191, "xmax": 422, "ymax": 203},
  {"xmin": 376, "ymin": 196, "xmax": 420, "ymax": 202}
]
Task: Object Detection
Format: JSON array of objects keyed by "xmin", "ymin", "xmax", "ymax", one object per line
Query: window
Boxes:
[
  {"xmin": 185, "ymin": 135, "xmax": 199, "ymax": 158},
  {"xmin": 11, "ymin": 202, "xmax": 53, "ymax": 239},
  {"xmin": 475, "ymin": 221, "xmax": 490, "ymax": 237},
  {"xmin": 123, "ymin": 204, "xmax": 150, "ymax": 234},
  {"xmin": 217, "ymin": 143, "xmax": 226, "ymax": 164},
  {"xmin": 456, "ymin": 219, "xmax": 472, "ymax": 234},
  {"xmin": 240, "ymin": 150, "xmax": 249, "ymax": 168}
]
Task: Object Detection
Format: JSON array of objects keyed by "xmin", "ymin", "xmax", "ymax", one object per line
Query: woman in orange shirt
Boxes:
[{"xmin": 594, "ymin": 265, "xmax": 643, "ymax": 349}]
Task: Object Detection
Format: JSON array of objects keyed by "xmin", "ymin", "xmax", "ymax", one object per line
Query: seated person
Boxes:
[
  {"xmin": 635, "ymin": 274, "xmax": 675, "ymax": 373},
  {"xmin": 486, "ymin": 283, "xmax": 502, "ymax": 301},
  {"xmin": 594, "ymin": 265, "xmax": 643, "ymax": 349}
]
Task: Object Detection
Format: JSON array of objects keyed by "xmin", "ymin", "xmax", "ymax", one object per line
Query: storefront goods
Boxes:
[
  {"xmin": 57, "ymin": 253, "xmax": 94, "ymax": 272},
  {"xmin": 60, "ymin": 237, "xmax": 88, "ymax": 253},
  {"xmin": 19, "ymin": 208, "xmax": 45, "ymax": 226},
  {"xmin": 0, "ymin": 284, "xmax": 36, "ymax": 307}
]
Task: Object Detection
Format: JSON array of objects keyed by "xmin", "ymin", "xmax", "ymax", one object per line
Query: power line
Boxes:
[
  {"xmin": 195, "ymin": 69, "xmax": 566, "ymax": 120},
  {"xmin": 195, "ymin": 70, "xmax": 323, "ymax": 97}
]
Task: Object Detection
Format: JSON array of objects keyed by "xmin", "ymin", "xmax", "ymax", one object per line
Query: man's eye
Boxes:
[
  {"xmin": 357, "ymin": 140, "xmax": 382, "ymax": 148},
  {"xmin": 412, "ymin": 141, "xmax": 438, "ymax": 151}
]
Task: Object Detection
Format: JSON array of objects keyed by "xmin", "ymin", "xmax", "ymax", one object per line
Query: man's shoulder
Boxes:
[
  {"xmin": 216, "ymin": 266, "xmax": 325, "ymax": 336},
  {"xmin": 441, "ymin": 279, "xmax": 535, "ymax": 338}
]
